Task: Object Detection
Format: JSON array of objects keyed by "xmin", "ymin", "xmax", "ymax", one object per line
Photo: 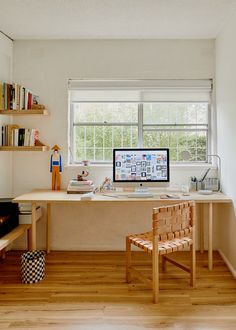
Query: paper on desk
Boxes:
[{"xmin": 160, "ymin": 194, "xmax": 180, "ymax": 199}]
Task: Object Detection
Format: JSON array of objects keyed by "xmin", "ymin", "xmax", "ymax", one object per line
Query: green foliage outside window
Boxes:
[{"xmin": 72, "ymin": 102, "xmax": 208, "ymax": 163}]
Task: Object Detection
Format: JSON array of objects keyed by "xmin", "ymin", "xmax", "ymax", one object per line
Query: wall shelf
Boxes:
[
  {"xmin": 0, "ymin": 146, "xmax": 49, "ymax": 151},
  {"xmin": 0, "ymin": 109, "xmax": 49, "ymax": 115}
]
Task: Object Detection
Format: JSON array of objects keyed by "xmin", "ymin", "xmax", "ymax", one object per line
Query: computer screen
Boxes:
[{"xmin": 113, "ymin": 148, "xmax": 170, "ymax": 186}]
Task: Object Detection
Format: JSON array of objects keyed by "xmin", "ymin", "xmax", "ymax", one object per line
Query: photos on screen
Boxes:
[{"xmin": 114, "ymin": 150, "xmax": 168, "ymax": 181}]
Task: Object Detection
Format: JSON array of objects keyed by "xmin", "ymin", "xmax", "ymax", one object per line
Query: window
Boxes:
[
  {"xmin": 72, "ymin": 103, "xmax": 138, "ymax": 162},
  {"xmin": 142, "ymin": 103, "xmax": 209, "ymax": 162},
  {"xmin": 69, "ymin": 80, "xmax": 212, "ymax": 164}
]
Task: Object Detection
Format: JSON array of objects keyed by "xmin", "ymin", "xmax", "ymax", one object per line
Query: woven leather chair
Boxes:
[{"xmin": 126, "ymin": 201, "xmax": 196, "ymax": 303}]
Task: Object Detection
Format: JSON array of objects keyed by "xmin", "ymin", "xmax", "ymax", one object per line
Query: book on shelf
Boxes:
[
  {"xmin": 7, "ymin": 84, "xmax": 11, "ymax": 109},
  {"xmin": 18, "ymin": 128, "xmax": 25, "ymax": 146},
  {"xmin": 4, "ymin": 83, "xmax": 7, "ymax": 109},
  {"xmin": 9, "ymin": 125, "xmax": 19, "ymax": 146},
  {"xmin": 0, "ymin": 82, "xmax": 3, "ymax": 109},
  {"xmin": 1, "ymin": 125, "xmax": 41, "ymax": 147},
  {"xmin": 0, "ymin": 81, "xmax": 39, "ymax": 110}
]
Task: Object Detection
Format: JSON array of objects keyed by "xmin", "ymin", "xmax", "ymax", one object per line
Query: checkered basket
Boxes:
[{"xmin": 21, "ymin": 250, "xmax": 45, "ymax": 284}]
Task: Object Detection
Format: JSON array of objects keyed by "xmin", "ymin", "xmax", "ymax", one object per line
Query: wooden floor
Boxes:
[{"xmin": 0, "ymin": 250, "xmax": 236, "ymax": 329}]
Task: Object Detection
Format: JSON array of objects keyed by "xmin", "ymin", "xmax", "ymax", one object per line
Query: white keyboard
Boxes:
[{"xmin": 127, "ymin": 192, "xmax": 154, "ymax": 198}]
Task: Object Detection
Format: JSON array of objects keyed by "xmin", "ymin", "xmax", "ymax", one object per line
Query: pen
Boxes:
[{"xmin": 201, "ymin": 168, "xmax": 211, "ymax": 182}]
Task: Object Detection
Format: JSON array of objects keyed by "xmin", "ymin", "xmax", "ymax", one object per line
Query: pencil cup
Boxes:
[
  {"xmin": 181, "ymin": 184, "xmax": 190, "ymax": 194},
  {"xmin": 197, "ymin": 181, "xmax": 203, "ymax": 191},
  {"xmin": 189, "ymin": 181, "xmax": 197, "ymax": 192}
]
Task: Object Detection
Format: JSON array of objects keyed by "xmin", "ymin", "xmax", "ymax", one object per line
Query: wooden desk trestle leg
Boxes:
[
  {"xmin": 199, "ymin": 204, "xmax": 204, "ymax": 254},
  {"xmin": 31, "ymin": 202, "xmax": 37, "ymax": 250},
  {"xmin": 208, "ymin": 202, "xmax": 213, "ymax": 271},
  {"xmin": 46, "ymin": 203, "xmax": 51, "ymax": 254}
]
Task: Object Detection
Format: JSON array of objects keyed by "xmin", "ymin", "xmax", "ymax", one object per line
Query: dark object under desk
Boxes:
[{"xmin": 0, "ymin": 198, "xmax": 19, "ymax": 238}]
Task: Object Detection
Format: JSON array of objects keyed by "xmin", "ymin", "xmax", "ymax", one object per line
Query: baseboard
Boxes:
[{"xmin": 218, "ymin": 249, "xmax": 236, "ymax": 279}]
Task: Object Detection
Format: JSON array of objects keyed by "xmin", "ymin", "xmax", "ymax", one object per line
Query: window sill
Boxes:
[
  {"xmin": 65, "ymin": 163, "xmax": 113, "ymax": 169},
  {"xmin": 171, "ymin": 163, "xmax": 217, "ymax": 170},
  {"xmin": 65, "ymin": 163, "xmax": 217, "ymax": 170}
]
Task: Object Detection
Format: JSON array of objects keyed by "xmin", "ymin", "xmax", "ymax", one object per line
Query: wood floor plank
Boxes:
[{"xmin": 0, "ymin": 250, "xmax": 236, "ymax": 329}]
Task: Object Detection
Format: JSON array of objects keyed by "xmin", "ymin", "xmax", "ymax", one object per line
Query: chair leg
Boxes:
[
  {"xmin": 126, "ymin": 237, "xmax": 132, "ymax": 283},
  {"xmin": 152, "ymin": 250, "xmax": 159, "ymax": 303},
  {"xmin": 190, "ymin": 243, "xmax": 196, "ymax": 287}
]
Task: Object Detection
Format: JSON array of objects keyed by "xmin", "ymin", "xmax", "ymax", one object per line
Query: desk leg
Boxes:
[
  {"xmin": 199, "ymin": 204, "xmax": 204, "ymax": 253},
  {"xmin": 208, "ymin": 202, "xmax": 213, "ymax": 271},
  {"xmin": 46, "ymin": 203, "xmax": 51, "ymax": 254},
  {"xmin": 31, "ymin": 202, "xmax": 37, "ymax": 250}
]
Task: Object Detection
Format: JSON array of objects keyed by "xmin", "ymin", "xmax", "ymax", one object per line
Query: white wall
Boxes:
[
  {"xmin": 12, "ymin": 39, "xmax": 216, "ymax": 250},
  {"xmin": 12, "ymin": 39, "xmax": 215, "ymax": 193},
  {"xmin": 215, "ymin": 12, "xmax": 236, "ymax": 274},
  {"xmin": 0, "ymin": 33, "xmax": 13, "ymax": 198}
]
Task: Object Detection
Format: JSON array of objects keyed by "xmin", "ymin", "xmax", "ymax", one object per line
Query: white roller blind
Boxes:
[{"xmin": 69, "ymin": 79, "xmax": 212, "ymax": 102}]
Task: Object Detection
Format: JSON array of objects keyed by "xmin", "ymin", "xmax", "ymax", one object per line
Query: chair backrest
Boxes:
[{"xmin": 152, "ymin": 202, "xmax": 196, "ymax": 242}]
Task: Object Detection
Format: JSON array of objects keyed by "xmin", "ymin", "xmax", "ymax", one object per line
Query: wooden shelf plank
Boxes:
[
  {"xmin": 0, "ymin": 224, "xmax": 31, "ymax": 251},
  {"xmin": 0, "ymin": 146, "xmax": 49, "ymax": 151},
  {"xmin": 0, "ymin": 109, "xmax": 48, "ymax": 115}
]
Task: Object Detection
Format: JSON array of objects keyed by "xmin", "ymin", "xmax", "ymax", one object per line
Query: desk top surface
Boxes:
[{"xmin": 13, "ymin": 190, "xmax": 232, "ymax": 204}]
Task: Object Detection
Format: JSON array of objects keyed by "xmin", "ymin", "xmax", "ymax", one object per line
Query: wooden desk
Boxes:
[{"xmin": 13, "ymin": 190, "xmax": 232, "ymax": 270}]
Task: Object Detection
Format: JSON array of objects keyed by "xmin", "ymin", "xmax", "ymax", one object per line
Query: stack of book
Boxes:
[
  {"xmin": 67, "ymin": 179, "xmax": 94, "ymax": 194},
  {"xmin": 0, "ymin": 81, "xmax": 38, "ymax": 110},
  {"xmin": 1, "ymin": 125, "xmax": 39, "ymax": 146}
]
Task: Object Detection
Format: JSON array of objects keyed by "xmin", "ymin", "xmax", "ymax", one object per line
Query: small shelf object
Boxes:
[
  {"xmin": 0, "ymin": 146, "xmax": 49, "ymax": 151},
  {"xmin": 0, "ymin": 109, "xmax": 49, "ymax": 115}
]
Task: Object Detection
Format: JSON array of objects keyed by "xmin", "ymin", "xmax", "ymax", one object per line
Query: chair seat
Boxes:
[{"xmin": 128, "ymin": 231, "xmax": 193, "ymax": 255}]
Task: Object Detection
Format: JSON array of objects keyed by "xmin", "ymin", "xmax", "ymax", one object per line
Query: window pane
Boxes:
[
  {"xmin": 85, "ymin": 127, "xmax": 94, "ymax": 148},
  {"xmin": 143, "ymin": 103, "xmax": 169, "ymax": 124},
  {"xmin": 143, "ymin": 131, "xmax": 159, "ymax": 148},
  {"xmin": 95, "ymin": 127, "xmax": 103, "ymax": 147},
  {"xmin": 86, "ymin": 148, "xmax": 94, "ymax": 161},
  {"xmin": 76, "ymin": 148, "xmax": 85, "ymax": 161},
  {"xmin": 143, "ymin": 130, "xmax": 207, "ymax": 162},
  {"xmin": 74, "ymin": 124, "xmax": 138, "ymax": 162},
  {"xmin": 197, "ymin": 149, "xmax": 206, "ymax": 161},
  {"xmin": 113, "ymin": 127, "xmax": 122, "ymax": 148},
  {"xmin": 95, "ymin": 148, "xmax": 103, "ymax": 161},
  {"xmin": 105, "ymin": 149, "xmax": 112, "ymax": 161},
  {"xmin": 71, "ymin": 101, "xmax": 209, "ymax": 163},
  {"xmin": 74, "ymin": 103, "xmax": 138, "ymax": 123},
  {"xmin": 142, "ymin": 102, "xmax": 208, "ymax": 162},
  {"xmin": 104, "ymin": 127, "xmax": 112, "ymax": 148},
  {"xmin": 132, "ymin": 127, "xmax": 138, "ymax": 147},
  {"xmin": 75, "ymin": 126, "xmax": 85, "ymax": 148},
  {"xmin": 143, "ymin": 103, "xmax": 208, "ymax": 125}
]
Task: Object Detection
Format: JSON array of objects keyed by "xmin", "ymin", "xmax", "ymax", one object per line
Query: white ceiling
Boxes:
[{"xmin": 0, "ymin": 0, "xmax": 236, "ymax": 40}]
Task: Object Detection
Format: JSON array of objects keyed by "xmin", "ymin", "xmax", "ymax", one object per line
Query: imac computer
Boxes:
[{"xmin": 113, "ymin": 148, "xmax": 170, "ymax": 197}]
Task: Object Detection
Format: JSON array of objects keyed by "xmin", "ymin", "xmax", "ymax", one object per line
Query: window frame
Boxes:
[{"xmin": 69, "ymin": 101, "xmax": 211, "ymax": 165}]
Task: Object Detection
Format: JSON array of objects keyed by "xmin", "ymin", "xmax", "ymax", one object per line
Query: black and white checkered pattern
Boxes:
[{"xmin": 21, "ymin": 250, "xmax": 45, "ymax": 284}]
